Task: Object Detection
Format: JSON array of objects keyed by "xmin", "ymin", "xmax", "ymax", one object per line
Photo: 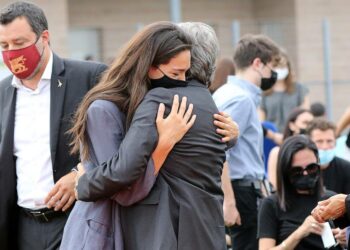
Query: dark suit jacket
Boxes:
[
  {"xmin": 0, "ymin": 53, "xmax": 107, "ymax": 250},
  {"xmin": 78, "ymin": 79, "xmax": 227, "ymax": 250},
  {"xmin": 322, "ymin": 157, "xmax": 350, "ymax": 194}
]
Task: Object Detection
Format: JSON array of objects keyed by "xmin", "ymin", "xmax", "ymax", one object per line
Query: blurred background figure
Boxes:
[
  {"xmin": 210, "ymin": 57, "xmax": 235, "ymax": 94},
  {"xmin": 268, "ymin": 108, "xmax": 314, "ymax": 189},
  {"xmin": 307, "ymin": 118, "xmax": 350, "ymax": 194},
  {"xmin": 259, "ymin": 50, "xmax": 310, "ymax": 133},
  {"xmin": 310, "ymin": 102, "xmax": 326, "ymax": 118}
]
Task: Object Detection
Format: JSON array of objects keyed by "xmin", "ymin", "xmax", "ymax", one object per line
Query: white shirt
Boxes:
[{"xmin": 13, "ymin": 52, "xmax": 54, "ymax": 209}]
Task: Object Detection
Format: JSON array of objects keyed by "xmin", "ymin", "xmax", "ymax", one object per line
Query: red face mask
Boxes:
[{"xmin": 2, "ymin": 41, "xmax": 42, "ymax": 79}]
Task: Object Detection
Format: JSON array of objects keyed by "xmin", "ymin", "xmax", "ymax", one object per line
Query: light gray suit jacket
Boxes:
[
  {"xmin": 77, "ymin": 80, "xmax": 227, "ymax": 250},
  {"xmin": 61, "ymin": 100, "xmax": 156, "ymax": 250}
]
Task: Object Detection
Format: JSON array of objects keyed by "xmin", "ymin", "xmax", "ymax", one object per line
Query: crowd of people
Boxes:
[{"xmin": 1, "ymin": 1, "xmax": 350, "ymax": 250}]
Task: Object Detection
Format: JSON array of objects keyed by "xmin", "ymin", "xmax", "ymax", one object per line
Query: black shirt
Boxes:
[
  {"xmin": 258, "ymin": 191, "xmax": 342, "ymax": 250},
  {"xmin": 323, "ymin": 157, "xmax": 350, "ymax": 194}
]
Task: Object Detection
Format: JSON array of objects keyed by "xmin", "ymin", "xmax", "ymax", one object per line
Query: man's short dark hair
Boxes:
[
  {"xmin": 0, "ymin": 1, "xmax": 48, "ymax": 38},
  {"xmin": 233, "ymin": 34, "xmax": 280, "ymax": 70},
  {"xmin": 310, "ymin": 102, "xmax": 326, "ymax": 117},
  {"xmin": 306, "ymin": 118, "xmax": 336, "ymax": 136}
]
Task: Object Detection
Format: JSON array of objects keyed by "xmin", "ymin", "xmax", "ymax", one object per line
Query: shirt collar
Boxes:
[
  {"xmin": 11, "ymin": 51, "xmax": 53, "ymax": 89},
  {"xmin": 227, "ymin": 75, "xmax": 262, "ymax": 106}
]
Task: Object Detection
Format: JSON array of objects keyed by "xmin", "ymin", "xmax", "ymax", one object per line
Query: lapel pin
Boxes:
[{"xmin": 58, "ymin": 79, "xmax": 63, "ymax": 88}]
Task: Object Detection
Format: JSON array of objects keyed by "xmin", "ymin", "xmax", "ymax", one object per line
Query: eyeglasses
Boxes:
[{"xmin": 288, "ymin": 163, "xmax": 320, "ymax": 178}]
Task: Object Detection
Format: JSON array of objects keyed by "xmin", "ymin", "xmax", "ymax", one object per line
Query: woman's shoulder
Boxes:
[
  {"xmin": 88, "ymin": 100, "xmax": 122, "ymax": 115},
  {"xmin": 89, "ymin": 99, "xmax": 118, "ymax": 110},
  {"xmin": 87, "ymin": 100, "xmax": 125, "ymax": 124}
]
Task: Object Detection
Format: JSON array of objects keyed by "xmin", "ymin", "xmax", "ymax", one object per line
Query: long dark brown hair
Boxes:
[
  {"xmin": 276, "ymin": 135, "xmax": 322, "ymax": 211},
  {"xmin": 70, "ymin": 21, "xmax": 192, "ymax": 161},
  {"xmin": 283, "ymin": 108, "xmax": 312, "ymax": 139}
]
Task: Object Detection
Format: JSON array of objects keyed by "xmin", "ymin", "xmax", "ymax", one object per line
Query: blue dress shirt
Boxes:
[{"xmin": 213, "ymin": 76, "xmax": 265, "ymax": 180}]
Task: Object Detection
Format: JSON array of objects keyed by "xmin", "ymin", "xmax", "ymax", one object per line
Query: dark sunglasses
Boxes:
[{"xmin": 288, "ymin": 163, "xmax": 320, "ymax": 178}]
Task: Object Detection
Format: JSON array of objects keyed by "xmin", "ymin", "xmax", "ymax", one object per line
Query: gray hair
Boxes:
[
  {"xmin": 0, "ymin": 1, "xmax": 48, "ymax": 38},
  {"xmin": 178, "ymin": 22, "xmax": 219, "ymax": 87}
]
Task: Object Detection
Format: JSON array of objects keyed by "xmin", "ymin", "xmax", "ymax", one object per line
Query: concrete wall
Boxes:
[
  {"xmin": 68, "ymin": 0, "xmax": 257, "ymax": 61},
  {"xmin": 295, "ymin": 0, "xmax": 350, "ymax": 120}
]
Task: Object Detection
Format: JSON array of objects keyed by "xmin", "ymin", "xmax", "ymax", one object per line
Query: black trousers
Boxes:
[
  {"xmin": 18, "ymin": 208, "xmax": 69, "ymax": 250},
  {"xmin": 227, "ymin": 181, "xmax": 262, "ymax": 250}
]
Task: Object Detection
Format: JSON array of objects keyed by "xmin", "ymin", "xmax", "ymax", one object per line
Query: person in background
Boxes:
[
  {"xmin": 0, "ymin": 2, "xmax": 107, "ymax": 249},
  {"xmin": 213, "ymin": 34, "xmax": 280, "ymax": 250},
  {"xmin": 310, "ymin": 102, "xmax": 326, "ymax": 118},
  {"xmin": 259, "ymin": 51, "xmax": 310, "ymax": 133},
  {"xmin": 268, "ymin": 108, "xmax": 314, "ymax": 189},
  {"xmin": 210, "ymin": 57, "xmax": 235, "ymax": 94},
  {"xmin": 258, "ymin": 135, "xmax": 343, "ymax": 250},
  {"xmin": 307, "ymin": 118, "xmax": 350, "ymax": 194}
]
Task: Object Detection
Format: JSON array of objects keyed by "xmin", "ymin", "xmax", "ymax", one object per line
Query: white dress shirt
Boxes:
[{"xmin": 13, "ymin": 52, "xmax": 54, "ymax": 209}]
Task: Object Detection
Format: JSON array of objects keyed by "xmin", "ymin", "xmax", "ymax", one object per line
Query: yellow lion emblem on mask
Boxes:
[{"xmin": 9, "ymin": 55, "xmax": 28, "ymax": 73}]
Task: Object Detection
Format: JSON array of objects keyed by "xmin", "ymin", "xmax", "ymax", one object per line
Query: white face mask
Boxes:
[{"xmin": 275, "ymin": 67, "xmax": 289, "ymax": 80}]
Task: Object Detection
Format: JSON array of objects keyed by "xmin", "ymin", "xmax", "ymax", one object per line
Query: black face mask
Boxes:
[
  {"xmin": 290, "ymin": 174, "xmax": 319, "ymax": 191},
  {"xmin": 299, "ymin": 128, "xmax": 307, "ymax": 135},
  {"xmin": 289, "ymin": 164, "xmax": 320, "ymax": 192},
  {"xmin": 261, "ymin": 70, "xmax": 277, "ymax": 91},
  {"xmin": 150, "ymin": 68, "xmax": 188, "ymax": 89}
]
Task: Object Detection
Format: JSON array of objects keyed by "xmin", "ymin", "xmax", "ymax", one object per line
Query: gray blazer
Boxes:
[
  {"xmin": 77, "ymin": 80, "xmax": 227, "ymax": 250},
  {"xmin": 61, "ymin": 100, "xmax": 156, "ymax": 250}
]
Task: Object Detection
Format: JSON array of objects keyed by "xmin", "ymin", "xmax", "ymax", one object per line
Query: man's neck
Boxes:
[{"xmin": 235, "ymin": 69, "xmax": 260, "ymax": 88}]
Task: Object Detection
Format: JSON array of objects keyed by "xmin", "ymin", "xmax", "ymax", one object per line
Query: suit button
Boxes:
[{"xmin": 53, "ymin": 169, "xmax": 57, "ymax": 173}]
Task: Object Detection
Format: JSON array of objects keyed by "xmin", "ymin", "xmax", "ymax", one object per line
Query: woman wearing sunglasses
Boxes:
[{"xmin": 258, "ymin": 135, "xmax": 343, "ymax": 250}]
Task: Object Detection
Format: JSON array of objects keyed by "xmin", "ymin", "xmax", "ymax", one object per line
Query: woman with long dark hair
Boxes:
[
  {"xmin": 268, "ymin": 108, "xmax": 314, "ymax": 188},
  {"xmin": 258, "ymin": 135, "xmax": 343, "ymax": 250}
]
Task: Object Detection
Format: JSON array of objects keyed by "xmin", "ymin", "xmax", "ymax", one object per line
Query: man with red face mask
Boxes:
[{"xmin": 0, "ymin": 2, "xmax": 107, "ymax": 250}]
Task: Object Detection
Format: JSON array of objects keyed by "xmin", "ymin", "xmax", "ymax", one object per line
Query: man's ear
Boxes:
[
  {"xmin": 41, "ymin": 30, "xmax": 50, "ymax": 46},
  {"xmin": 252, "ymin": 57, "xmax": 263, "ymax": 70}
]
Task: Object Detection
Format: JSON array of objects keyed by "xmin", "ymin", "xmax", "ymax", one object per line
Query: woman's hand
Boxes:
[
  {"xmin": 152, "ymin": 95, "xmax": 196, "ymax": 173},
  {"xmin": 156, "ymin": 95, "xmax": 196, "ymax": 147},
  {"xmin": 297, "ymin": 215, "xmax": 324, "ymax": 238},
  {"xmin": 332, "ymin": 228, "xmax": 347, "ymax": 247},
  {"xmin": 213, "ymin": 112, "xmax": 239, "ymax": 143}
]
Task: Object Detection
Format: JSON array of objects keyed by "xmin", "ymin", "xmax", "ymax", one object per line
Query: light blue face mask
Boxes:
[{"xmin": 318, "ymin": 148, "xmax": 336, "ymax": 165}]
